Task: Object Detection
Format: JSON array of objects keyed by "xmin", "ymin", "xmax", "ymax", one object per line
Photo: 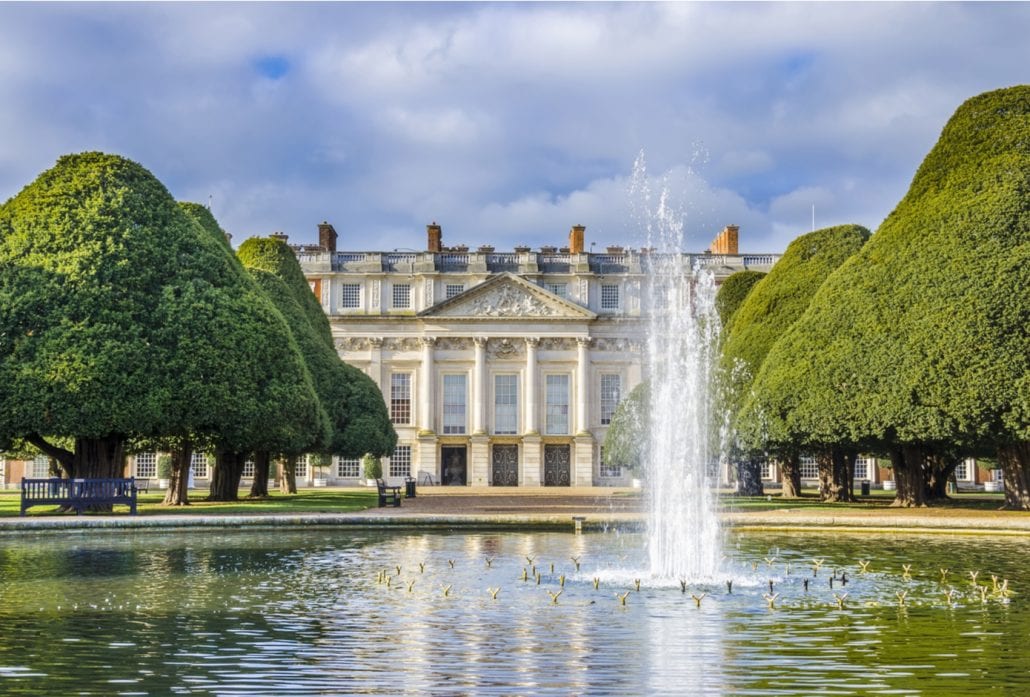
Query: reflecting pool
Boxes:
[{"xmin": 0, "ymin": 529, "xmax": 1027, "ymax": 695}]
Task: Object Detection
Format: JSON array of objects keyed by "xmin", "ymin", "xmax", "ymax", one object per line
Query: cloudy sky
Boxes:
[{"xmin": 1, "ymin": 3, "xmax": 1027, "ymax": 253}]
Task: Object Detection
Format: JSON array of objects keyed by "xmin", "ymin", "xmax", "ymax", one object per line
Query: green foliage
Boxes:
[
  {"xmin": 156, "ymin": 454, "xmax": 172, "ymax": 479},
  {"xmin": 362, "ymin": 454, "xmax": 382, "ymax": 480},
  {"xmin": 0, "ymin": 152, "xmax": 326, "ymax": 458},
  {"xmin": 179, "ymin": 201, "xmax": 231, "ymax": 251},
  {"xmin": 743, "ymin": 86, "xmax": 1030, "ymax": 456},
  {"xmin": 238, "ymin": 237, "xmax": 396, "ymax": 458},
  {"xmin": 602, "ymin": 382, "xmax": 649, "ymax": 471},
  {"xmin": 723, "ymin": 224, "xmax": 869, "ymax": 443},
  {"xmin": 715, "ymin": 271, "xmax": 766, "ymax": 327}
]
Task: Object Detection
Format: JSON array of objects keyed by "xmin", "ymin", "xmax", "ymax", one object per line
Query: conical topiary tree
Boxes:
[{"xmin": 742, "ymin": 86, "xmax": 1029, "ymax": 507}]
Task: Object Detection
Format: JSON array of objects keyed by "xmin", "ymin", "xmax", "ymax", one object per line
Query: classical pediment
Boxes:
[{"xmin": 419, "ymin": 273, "xmax": 596, "ymax": 320}]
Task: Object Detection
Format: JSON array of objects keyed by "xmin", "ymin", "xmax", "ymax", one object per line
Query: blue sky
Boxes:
[{"xmin": 1, "ymin": 2, "xmax": 1027, "ymax": 253}]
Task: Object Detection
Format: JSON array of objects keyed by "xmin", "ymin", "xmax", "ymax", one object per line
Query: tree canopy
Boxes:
[
  {"xmin": 715, "ymin": 270, "xmax": 766, "ymax": 327},
  {"xmin": 0, "ymin": 152, "xmax": 325, "ymax": 477},
  {"xmin": 602, "ymin": 382, "xmax": 649, "ymax": 472},
  {"xmin": 741, "ymin": 85, "xmax": 1030, "ymax": 506}
]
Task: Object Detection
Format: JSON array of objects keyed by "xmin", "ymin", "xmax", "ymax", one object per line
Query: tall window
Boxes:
[
  {"xmin": 599, "ymin": 447, "xmax": 622, "ymax": 478},
  {"xmin": 389, "ymin": 446, "xmax": 412, "ymax": 477},
  {"xmin": 31, "ymin": 454, "xmax": 51, "ymax": 478},
  {"xmin": 600, "ymin": 284, "xmax": 620, "ymax": 310},
  {"xmin": 296, "ymin": 456, "xmax": 308, "ymax": 479},
  {"xmin": 341, "ymin": 283, "xmax": 361, "ymax": 308},
  {"xmin": 494, "ymin": 374, "xmax": 519, "ymax": 435},
  {"xmin": 545, "ymin": 282, "xmax": 568, "ymax": 298},
  {"xmin": 392, "ymin": 283, "xmax": 411, "ymax": 309},
  {"xmin": 761, "ymin": 461, "xmax": 774, "ymax": 480},
  {"xmin": 853, "ymin": 457, "xmax": 873, "ymax": 480},
  {"xmin": 242, "ymin": 458, "xmax": 255, "ymax": 479},
  {"xmin": 600, "ymin": 374, "xmax": 621, "ymax": 425},
  {"xmin": 135, "ymin": 453, "xmax": 157, "ymax": 478},
  {"xmin": 390, "ymin": 373, "xmax": 412, "ymax": 424},
  {"xmin": 190, "ymin": 452, "xmax": 209, "ymax": 479},
  {"xmin": 954, "ymin": 459, "xmax": 969, "ymax": 481},
  {"xmin": 442, "ymin": 374, "xmax": 467, "ymax": 434},
  {"xmin": 445, "ymin": 284, "xmax": 464, "ymax": 299},
  {"xmin": 336, "ymin": 457, "xmax": 361, "ymax": 478},
  {"xmin": 799, "ymin": 456, "xmax": 818, "ymax": 479},
  {"xmin": 545, "ymin": 374, "xmax": 570, "ymax": 435}
]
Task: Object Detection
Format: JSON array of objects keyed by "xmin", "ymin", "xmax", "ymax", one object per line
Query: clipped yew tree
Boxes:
[
  {"xmin": 237, "ymin": 237, "xmax": 395, "ymax": 495},
  {"xmin": 723, "ymin": 225, "xmax": 870, "ymax": 498},
  {"xmin": 0, "ymin": 153, "xmax": 325, "ymax": 503},
  {"xmin": 602, "ymin": 382, "xmax": 650, "ymax": 475},
  {"xmin": 744, "ymin": 86, "xmax": 1029, "ymax": 507},
  {"xmin": 715, "ymin": 270, "xmax": 766, "ymax": 327}
]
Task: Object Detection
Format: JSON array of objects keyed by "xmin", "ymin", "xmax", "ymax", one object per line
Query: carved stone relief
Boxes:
[
  {"xmin": 435, "ymin": 284, "xmax": 564, "ymax": 318},
  {"xmin": 592, "ymin": 338, "xmax": 643, "ymax": 352},
  {"xmin": 539, "ymin": 337, "xmax": 575, "ymax": 351},
  {"xmin": 371, "ymin": 280, "xmax": 381, "ymax": 309},
  {"xmin": 337, "ymin": 337, "xmax": 370, "ymax": 352},
  {"xmin": 435, "ymin": 337, "xmax": 471, "ymax": 351},
  {"xmin": 382, "ymin": 338, "xmax": 422, "ymax": 351},
  {"xmin": 489, "ymin": 338, "xmax": 524, "ymax": 359}
]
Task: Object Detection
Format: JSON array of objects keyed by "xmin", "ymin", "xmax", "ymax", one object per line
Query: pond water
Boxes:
[{"xmin": 0, "ymin": 528, "xmax": 1027, "ymax": 696}]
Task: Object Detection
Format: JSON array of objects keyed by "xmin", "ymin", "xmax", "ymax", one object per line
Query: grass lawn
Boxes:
[{"xmin": 0, "ymin": 487, "xmax": 378, "ymax": 517}]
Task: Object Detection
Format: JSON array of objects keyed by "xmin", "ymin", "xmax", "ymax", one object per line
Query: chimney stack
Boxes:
[
  {"xmin": 708, "ymin": 225, "xmax": 739, "ymax": 255},
  {"xmin": 270, "ymin": 231, "xmax": 289, "ymax": 244},
  {"xmin": 318, "ymin": 221, "xmax": 338, "ymax": 252},
  {"xmin": 569, "ymin": 224, "xmax": 586, "ymax": 254},
  {"xmin": 427, "ymin": 222, "xmax": 442, "ymax": 253}
]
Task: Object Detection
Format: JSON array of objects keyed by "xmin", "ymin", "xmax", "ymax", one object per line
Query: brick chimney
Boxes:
[
  {"xmin": 270, "ymin": 231, "xmax": 289, "ymax": 244},
  {"xmin": 427, "ymin": 222, "xmax": 442, "ymax": 253},
  {"xmin": 317, "ymin": 221, "xmax": 338, "ymax": 252},
  {"xmin": 708, "ymin": 225, "xmax": 739, "ymax": 254},
  {"xmin": 569, "ymin": 224, "xmax": 586, "ymax": 254}
]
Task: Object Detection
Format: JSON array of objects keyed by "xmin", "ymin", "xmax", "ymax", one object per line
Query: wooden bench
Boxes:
[
  {"xmin": 20, "ymin": 477, "xmax": 140, "ymax": 516},
  {"xmin": 135, "ymin": 478, "xmax": 151, "ymax": 494},
  {"xmin": 376, "ymin": 478, "xmax": 402, "ymax": 508}
]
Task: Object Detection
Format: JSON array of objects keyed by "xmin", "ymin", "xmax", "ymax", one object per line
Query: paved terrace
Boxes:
[{"xmin": 2, "ymin": 487, "xmax": 1030, "ymax": 535}]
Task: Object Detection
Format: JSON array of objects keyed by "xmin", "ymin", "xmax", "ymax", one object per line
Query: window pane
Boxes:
[
  {"xmin": 599, "ymin": 447, "xmax": 622, "ymax": 478},
  {"xmin": 296, "ymin": 455, "xmax": 308, "ymax": 479},
  {"xmin": 336, "ymin": 457, "xmax": 361, "ymax": 478},
  {"xmin": 135, "ymin": 453, "xmax": 156, "ymax": 478},
  {"xmin": 445, "ymin": 284, "xmax": 464, "ymax": 299},
  {"xmin": 389, "ymin": 446, "xmax": 412, "ymax": 477},
  {"xmin": 494, "ymin": 374, "xmax": 519, "ymax": 434},
  {"xmin": 242, "ymin": 458, "xmax": 255, "ymax": 479},
  {"xmin": 443, "ymin": 374, "xmax": 467, "ymax": 434},
  {"xmin": 33, "ymin": 454, "xmax": 52, "ymax": 478},
  {"xmin": 341, "ymin": 283, "xmax": 361, "ymax": 308},
  {"xmin": 799, "ymin": 456, "xmax": 818, "ymax": 479},
  {"xmin": 545, "ymin": 374, "xmax": 570, "ymax": 435},
  {"xmin": 390, "ymin": 373, "xmax": 411, "ymax": 424},
  {"xmin": 190, "ymin": 452, "xmax": 209, "ymax": 479},
  {"xmin": 545, "ymin": 282, "xmax": 567, "ymax": 298},
  {"xmin": 392, "ymin": 284, "xmax": 411, "ymax": 308},
  {"xmin": 600, "ymin": 374, "xmax": 621, "ymax": 425},
  {"xmin": 601, "ymin": 284, "xmax": 620, "ymax": 309}
]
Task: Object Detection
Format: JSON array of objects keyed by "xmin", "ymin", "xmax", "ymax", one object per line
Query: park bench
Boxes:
[
  {"xmin": 20, "ymin": 477, "xmax": 139, "ymax": 516},
  {"xmin": 135, "ymin": 478, "xmax": 151, "ymax": 494},
  {"xmin": 376, "ymin": 478, "xmax": 402, "ymax": 508}
]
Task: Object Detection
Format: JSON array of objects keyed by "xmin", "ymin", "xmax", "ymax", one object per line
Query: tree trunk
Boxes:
[
  {"xmin": 71, "ymin": 435, "xmax": 127, "ymax": 479},
  {"xmin": 163, "ymin": 443, "xmax": 193, "ymax": 506},
  {"xmin": 280, "ymin": 455, "xmax": 298, "ymax": 494},
  {"xmin": 925, "ymin": 454, "xmax": 959, "ymax": 502},
  {"xmin": 779, "ymin": 451, "xmax": 802, "ymax": 498},
  {"xmin": 208, "ymin": 449, "xmax": 245, "ymax": 501},
  {"xmin": 998, "ymin": 442, "xmax": 1030, "ymax": 510},
  {"xmin": 736, "ymin": 457, "xmax": 764, "ymax": 496},
  {"xmin": 249, "ymin": 451, "xmax": 271, "ymax": 498},
  {"xmin": 26, "ymin": 434, "xmax": 75, "ymax": 477},
  {"xmin": 891, "ymin": 445, "xmax": 928, "ymax": 507},
  {"xmin": 818, "ymin": 448, "xmax": 852, "ymax": 502}
]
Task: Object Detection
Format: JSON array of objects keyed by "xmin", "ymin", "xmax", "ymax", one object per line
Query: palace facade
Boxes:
[{"xmin": 291, "ymin": 222, "xmax": 780, "ymax": 487}]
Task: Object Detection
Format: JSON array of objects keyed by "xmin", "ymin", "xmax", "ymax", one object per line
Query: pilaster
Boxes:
[
  {"xmin": 470, "ymin": 435, "xmax": 490, "ymax": 486},
  {"xmin": 522, "ymin": 435, "xmax": 542, "ymax": 486},
  {"xmin": 574, "ymin": 434, "xmax": 595, "ymax": 486}
]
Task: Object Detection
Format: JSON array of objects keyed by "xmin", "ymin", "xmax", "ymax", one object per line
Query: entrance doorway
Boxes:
[
  {"xmin": 543, "ymin": 444, "xmax": 571, "ymax": 486},
  {"xmin": 491, "ymin": 445, "xmax": 519, "ymax": 486},
  {"xmin": 441, "ymin": 446, "xmax": 467, "ymax": 486}
]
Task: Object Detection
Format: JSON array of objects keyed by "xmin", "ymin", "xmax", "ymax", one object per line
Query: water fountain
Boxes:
[{"xmin": 631, "ymin": 154, "xmax": 723, "ymax": 582}]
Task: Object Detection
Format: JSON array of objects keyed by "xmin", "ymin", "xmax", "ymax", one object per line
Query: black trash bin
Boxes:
[
  {"xmin": 405, "ymin": 476, "xmax": 416, "ymax": 498},
  {"xmin": 860, "ymin": 480, "xmax": 870, "ymax": 496}
]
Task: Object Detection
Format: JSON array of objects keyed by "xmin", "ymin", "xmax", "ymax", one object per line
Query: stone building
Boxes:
[{"xmin": 292, "ymin": 222, "xmax": 780, "ymax": 487}]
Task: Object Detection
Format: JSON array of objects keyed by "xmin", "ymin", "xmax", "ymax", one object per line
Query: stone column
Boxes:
[
  {"xmin": 576, "ymin": 337, "xmax": 590, "ymax": 435},
  {"xmin": 419, "ymin": 337, "xmax": 435, "ymax": 433},
  {"xmin": 524, "ymin": 338, "xmax": 539, "ymax": 434},
  {"xmin": 473, "ymin": 336, "xmax": 487, "ymax": 435}
]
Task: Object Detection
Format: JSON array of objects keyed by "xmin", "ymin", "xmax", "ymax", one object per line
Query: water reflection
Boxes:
[{"xmin": 0, "ymin": 530, "xmax": 1027, "ymax": 695}]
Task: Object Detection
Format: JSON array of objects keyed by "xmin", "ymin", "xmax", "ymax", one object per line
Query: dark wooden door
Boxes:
[
  {"xmin": 491, "ymin": 445, "xmax": 519, "ymax": 486},
  {"xmin": 543, "ymin": 445, "xmax": 571, "ymax": 486},
  {"xmin": 441, "ymin": 446, "xmax": 467, "ymax": 486}
]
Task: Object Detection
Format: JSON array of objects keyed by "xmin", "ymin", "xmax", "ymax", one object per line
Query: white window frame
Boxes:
[
  {"xmin": 135, "ymin": 453, "xmax": 157, "ymax": 479},
  {"xmin": 392, "ymin": 283, "xmax": 412, "ymax": 309},
  {"xmin": 296, "ymin": 455, "xmax": 309, "ymax": 480},
  {"xmin": 341, "ymin": 283, "xmax": 361, "ymax": 309},
  {"xmin": 599, "ymin": 447, "xmax": 622, "ymax": 478},
  {"xmin": 545, "ymin": 282, "xmax": 568, "ymax": 298},
  {"xmin": 445, "ymin": 284, "xmax": 465, "ymax": 300},
  {"xmin": 31, "ymin": 454, "xmax": 51, "ymax": 478},
  {"xmin": 442, "ymin": 373, "xmax": 468, "ymax": 435},
  {"xmin": 599, "ymin": 374, "xmax": 621, "ymax": 426},
  {"xmin": 190, "ymin": 452, "xmax": 209, "ymax": 479},
  {"xmin": 545, "ymin": 373, "xmax": 570, "ymax": 435},
  {"xmin": 853, "ymin": 457, "xmax": 873, "ymax": 480},
  {"xmin": 761, "ymin": 461, "xmax": 774, "ymax": 480},
  {"xmin": 242, "ymin": 458, "xmax": 256, "ymax": 479},
  {"xmin": 389, "ymin": 446, "xmax": 412, "ymax": 478},
  {"xmin": 493, "ymin": 373, "xmax": 519, "ymax": 435},
  {"xmin": 600, "ymin": 284, "xmax": 620, "ymax": 310},
  {"xmin": 390, "ymin": 372, "xmax": 413, "ymax": 425},
  {"xmin": 336, "ymin": 456, "xmax": 361, "ymax": 478},
  {"xmin": 799, "ymin": 456, "xmax": 819, "ymax": 480}
]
